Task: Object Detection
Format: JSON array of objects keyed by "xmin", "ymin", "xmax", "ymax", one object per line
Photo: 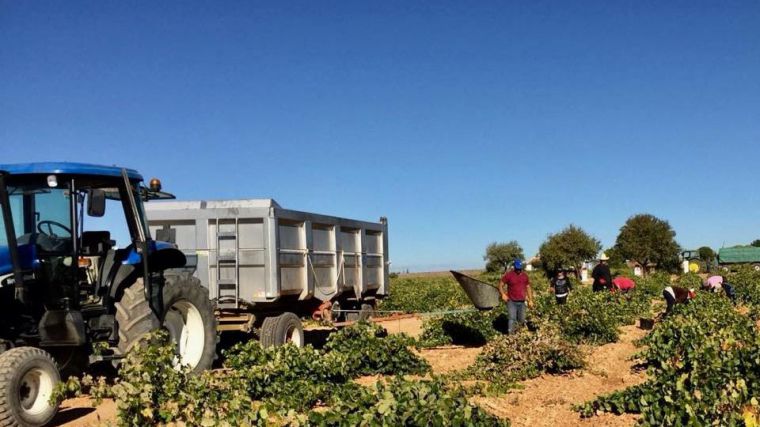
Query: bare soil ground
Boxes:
[
  {"xmin": 373, "ymin": 314, "xmax": 424, "ymax": 338},
  {"xmin": 418, "ymin": 345, "xmax": 482, "ymax": 374},
  {"xmin": 53, "ymin": 397, "xmax": 115, "ymax": 427},
  {"xmin": 473, "ymin": 325, "xmax": 647, "ymax": 427},
  {"xmin": 55, "ymin": 317, "xmax": 646, "ymax": 426}
]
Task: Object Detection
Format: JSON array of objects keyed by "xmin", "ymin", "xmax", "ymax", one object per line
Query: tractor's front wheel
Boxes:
[{"xmin": 0, "ymin": 347, "xmax": 60, "ymax": 427}]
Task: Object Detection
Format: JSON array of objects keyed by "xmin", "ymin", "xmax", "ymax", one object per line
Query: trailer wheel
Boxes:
[
  {"xmin": 0, "ymin": 347, "xmax": 60, "ymax": 427},
  {"xmin": 330, "ymin": 301, "xmax": 343, "ymax": 322},
  {"xmin": 260, "ymin": 313, "xmax": 304, "ymax": 348},
  {"xmin": 162, "ymin": 275, "xmax": 217, "ymax": 372},
  {"xmin": 358, "ymin": 303, "xmax": 376, "ymax": 321}
]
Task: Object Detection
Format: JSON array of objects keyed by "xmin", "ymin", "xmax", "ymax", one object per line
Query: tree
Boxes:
[
  {"xmin": 614, "ymin": 214, "xmax": 681, "ymax": 276},
  {"xmin": 538, "ymin": 225, "xmax": 601, "ymax": 277},
  {"xmin": 751, "ymin": 239, "xmax": 760, "ymax": 248},
  {"xmin": 604, "ymin": 246, "xmax": 626, "ymax": 268},
  {"xmin": 697, "ymin": 246, "xmax": 715, "ymax": 264},
  {"xmin": 483, "ymin": 241, "xmax": 525, "ymax": 272},
  {"xmin": 697, "ymin": 246, "xmax": 716, "ymax": 273}
]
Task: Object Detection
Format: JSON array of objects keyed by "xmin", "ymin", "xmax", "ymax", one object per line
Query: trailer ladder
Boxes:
[{"xmin": 216, "ymin": 217, "xmax": 240, "ymax": 309}]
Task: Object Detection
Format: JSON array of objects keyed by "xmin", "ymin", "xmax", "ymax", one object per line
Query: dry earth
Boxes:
[
  {"xmin": 472, "ymin": 325, "xmax": 647, "ymax": 427},
  {"xmin": 55, "ymin": 318, "xmax": 647, "ymax": 426}
]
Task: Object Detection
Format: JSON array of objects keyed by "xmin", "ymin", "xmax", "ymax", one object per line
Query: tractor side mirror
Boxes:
[{"xmin": 87, "ymin": 189, "xmax": 106, "ymax": 217}]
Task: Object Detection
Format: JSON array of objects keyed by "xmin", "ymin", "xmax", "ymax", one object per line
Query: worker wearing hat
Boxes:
[
  {"xmin": 499, "ymin": 259, "xmax": 534, "ymax": 334},
  {"xmin": 592, "ymin": 253, "xmax": 612, "ymax": 292}
]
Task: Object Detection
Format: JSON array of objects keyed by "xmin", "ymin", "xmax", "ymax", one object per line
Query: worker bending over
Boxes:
[
  {"xmin": 663, "ymin": 285, "xmax": 695, "ymax": 316},
  {"xmin": 611, "ymin": 274, "xmax": 636, "ymax": 293}
]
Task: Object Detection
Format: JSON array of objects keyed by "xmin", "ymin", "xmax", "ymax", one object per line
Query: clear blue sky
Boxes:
[{"xmin": 2, "ymin": 1, "xmax": 759, "ymax": 271}]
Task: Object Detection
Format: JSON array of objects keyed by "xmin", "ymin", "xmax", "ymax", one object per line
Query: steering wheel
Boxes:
[{"xmin": 37, "ymin": 220, "xmax": 72, "ymax": 237}]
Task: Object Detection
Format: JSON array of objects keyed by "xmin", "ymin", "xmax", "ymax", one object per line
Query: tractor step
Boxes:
[{"xmin": 89, "ymin": 353, "xmax": 124, "ymax": 364}]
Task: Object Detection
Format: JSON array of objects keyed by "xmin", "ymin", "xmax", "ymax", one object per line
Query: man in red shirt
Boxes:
[{"xmin": 499, "ymin": 259, "xmax": 534, "ymax": 334}]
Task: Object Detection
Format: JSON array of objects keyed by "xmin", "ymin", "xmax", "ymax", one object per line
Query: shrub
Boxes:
[
  {"xmin": 421, "ymin": 278, "xmax": 653, "ymax": 347},
  {"xmin": 676, "ymin": 272, "xmax": 703, "ymax": 289},
  {"xmin": 382, "ymin": 271, "xmax": 550, "ymax": 315},
  {"xmin": 57, "ymin": 324, "xmax": 447, "ymax": 426},
  {"xmin": 418, "ymin": 308, "xmax": 507, "ymax": 347},
  {"xmin": 533, "ymin": 287, "xmax": 651, "ymax": 345},
  {"xmin": 634, "ymin": 272, "xmax": 671, "ymax": 298},
  {"xmin": 322, "ymin": 322, "xmax": 430, "ymax": 377},
  {"xmin": 309, "ymin": 377, "xmax": 509, "ymax": 426},
  {"xmin": 379, "ymin": 276, "xmax": 470, "ymax": 313},
  {"xmin": 468, "ymin": 326, "xmax": 585, "ymax": 387},
  {"xmin": 727, "ymin": 266, "xmax": 760, "ymax": 307},
  {"xmin": 577, "ymin": 293, "xmax": 760, "ymax": 425}
]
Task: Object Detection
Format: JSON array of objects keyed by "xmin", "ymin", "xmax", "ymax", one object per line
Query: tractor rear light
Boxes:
[
  {"xmin": 46, "ymin": 175, "xmax": 58, "ymax": 187},
  {"xmin": 78, "ymin": 257, "xmax": 92, "ymax": 268}
]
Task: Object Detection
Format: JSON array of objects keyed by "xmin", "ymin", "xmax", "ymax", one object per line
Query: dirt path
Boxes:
[
  {"xmin": 52, "ymin": 397, "xmax": 116, "ymax": 427},
  {"xmin": 473, "ymin": 325, "xmax": 647, "ymax": 427},
  {"xmin": 54, "ymin": 318, "xmax": 647, "ymax": 426}
]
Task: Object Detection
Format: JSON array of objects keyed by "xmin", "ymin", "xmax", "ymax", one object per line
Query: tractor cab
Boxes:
[
  {"xmin": 0, "ymin": 163, "xmax": 216, "ymax": 427},
  {"xmin": 0, "ymin": 163, "xmax": 173, "ymax": 323}
]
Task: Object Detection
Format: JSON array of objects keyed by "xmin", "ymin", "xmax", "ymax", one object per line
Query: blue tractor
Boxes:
[{"xmin": 0, "ymin": 163, "xmax": 216, "ymax": 426}]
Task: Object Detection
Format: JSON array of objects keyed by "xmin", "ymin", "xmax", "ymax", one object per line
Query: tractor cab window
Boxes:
[
  {"xmin": 8, "ymin": 186, "xmax": 72, "ymax": 253},
  {"xmin": 0, "ymin": 194, "xmax": 22, "ymax": 247},
  {"xmin": 0, "ymin": 200, "xmax": 7, "ymax": 247},
  {"xmin": 81, "ymin": 190, "xmax": 130, "ymax": 249}
]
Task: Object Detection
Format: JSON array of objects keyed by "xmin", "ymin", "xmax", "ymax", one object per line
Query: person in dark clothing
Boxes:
[
  {"xmin": 550, "ymin": 269, "xmax": 572, "ymax": 304},
  {"xmin": 663, "ymin": 285, "xmax": 695, "ymax": 316},
  {"xmin": 591, "ymin": 253, "xmax": 612, "ymax": 292},
  {"xmin": 722, "ymin": 276, "xmax": 737, "ymax": 303}
]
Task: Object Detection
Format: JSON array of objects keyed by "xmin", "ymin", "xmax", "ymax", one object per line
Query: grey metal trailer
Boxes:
[{"xmin": 145, "ymin": 199, "xmax": 389, "ymax": 345}]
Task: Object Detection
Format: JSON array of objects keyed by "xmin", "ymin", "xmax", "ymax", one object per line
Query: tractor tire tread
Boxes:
[
  {"xmin": 0, "ymin": 347, "xmax": 60, "ymax": 427},
  {"xmin": 260, "ymin": 316, "xmax": 279, "ymax": 348},
  {"xmin": 115, "ymin": 278, "xmax": 160, "ymax": 356},
  {"xmin": 162, "ymin": 275, "xmax": 217, "ymax": 372}
]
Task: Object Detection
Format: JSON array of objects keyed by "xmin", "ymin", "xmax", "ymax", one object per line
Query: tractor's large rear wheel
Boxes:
[
  {"xmin": 115, "ymin": 277, "xmax": 217, "ymax": 373},
  {"xmin": 115, "ymin": 278, "xmax": 160, "ymax": 357},
  {"xmin": 0, "ymin": 347, "xmax": 60, "ymax": 427},
  {"xmin": 161, "ymin": 275, "xmax": 217, "ymax": 372}
]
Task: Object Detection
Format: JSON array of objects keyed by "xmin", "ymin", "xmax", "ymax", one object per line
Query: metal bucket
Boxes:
[{"xmin": 450, "ymin": 271, "xmax": 501, "ymax": 310}]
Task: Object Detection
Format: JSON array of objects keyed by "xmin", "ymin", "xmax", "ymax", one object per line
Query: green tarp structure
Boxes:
[{"xmin": 718, "ymin": 246, "xmax": 760, "ymax": 264}]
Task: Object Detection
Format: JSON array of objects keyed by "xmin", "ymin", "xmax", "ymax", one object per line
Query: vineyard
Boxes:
[{"xmin": 57, "ymin": 268, "xmax": 760, "ymax": 426}]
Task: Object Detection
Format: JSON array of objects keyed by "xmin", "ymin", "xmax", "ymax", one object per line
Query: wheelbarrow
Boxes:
[{"xmin": 450, "ymin": 270, "xmax": 501, "ymax": 310}]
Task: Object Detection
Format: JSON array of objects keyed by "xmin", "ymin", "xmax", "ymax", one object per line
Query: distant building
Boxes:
[{"xmin": 626, "ymin": 260, "xmax": 656, "ymax": 277}]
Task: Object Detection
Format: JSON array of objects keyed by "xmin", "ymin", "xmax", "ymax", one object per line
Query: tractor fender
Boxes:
[{"xmin": 108, "ymin": 246, "xmax": 187, "ymax": 303}]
